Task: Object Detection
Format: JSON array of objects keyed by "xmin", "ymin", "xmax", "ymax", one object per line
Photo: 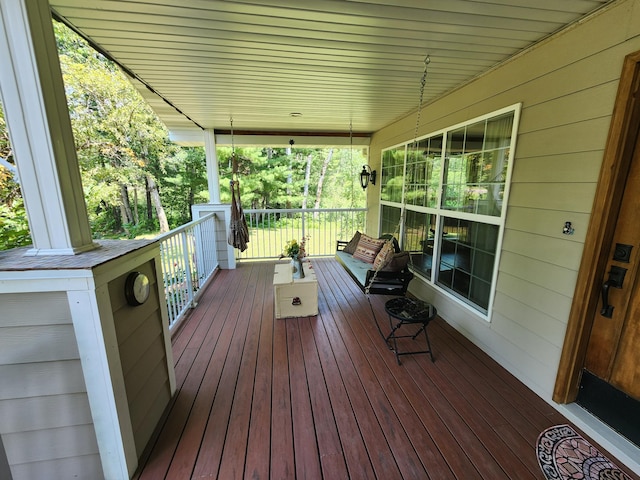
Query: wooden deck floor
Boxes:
[{"xmin": 133, "ymin": 258, "xmax": 607, "ymax": 479}]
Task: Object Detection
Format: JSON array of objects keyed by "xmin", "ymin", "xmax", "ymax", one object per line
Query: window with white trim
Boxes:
[{"xmin": 380, "ymin": 105, "xmax": 520, "ymax": 317}]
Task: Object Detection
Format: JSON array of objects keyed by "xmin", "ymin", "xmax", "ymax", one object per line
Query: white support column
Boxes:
[
  {"xmin": 204, "ymin": 129, "xmax": 221, "ymax": 203},
  {"xmin": 0, "ymin": 0, "xmax": 97, "ymax": 255}
]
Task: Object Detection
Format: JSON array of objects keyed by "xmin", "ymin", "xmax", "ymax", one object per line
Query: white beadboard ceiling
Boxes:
[{"xmin": 50, "ymin": 0, "xmax": 613, "ymax": 138}]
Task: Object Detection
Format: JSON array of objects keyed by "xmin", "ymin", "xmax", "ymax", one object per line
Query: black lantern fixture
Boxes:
[{"xmin": 360, "ymin": 165, "xmax": 377, "ymax": 189}]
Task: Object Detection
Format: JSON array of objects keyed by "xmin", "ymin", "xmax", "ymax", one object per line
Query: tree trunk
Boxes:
[
  {"xmin": 302, "ymin": 153, "xmax": 312, "ymax": 209},
  {"xmin": 133, "ymin": 186, "xmax": 139, "ymax": 224},
  {"xmin": 145, "ymin": 176, "xmax": 153, "ymax": 222},
  {"xmin": 314, "ymin": 148, "xmax": 333, "ymax": 218},
  {"xmin": 120, "ymin": 184, "xmax": 133, "ymax": 225},
  {"xmin": 146, "ymin": 174, "xmax": 169, "ymax": 233},
  {"xmin": 119, "ymin": 203, "xmax": 129, "ymax": 235}
]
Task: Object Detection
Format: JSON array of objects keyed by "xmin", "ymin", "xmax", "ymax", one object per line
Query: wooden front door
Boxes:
[{"xmin": 583, "ymin": 131, "xmax": 640, "ymax": 401}]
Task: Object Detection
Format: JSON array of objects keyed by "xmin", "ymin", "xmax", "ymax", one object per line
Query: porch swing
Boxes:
[
  {"xmin": 334, "ymin": 120, "xmax": 413, "ymax": 296},
  {"xmin": 336, "ymin": 56, "xmax": 438, "ymax": 364},
  {"xmin": 336, "ymin": 56, "xmax": 432, "ymax": 297}
]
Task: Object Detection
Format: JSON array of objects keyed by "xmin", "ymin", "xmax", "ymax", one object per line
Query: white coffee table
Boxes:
[{"xmin": 273, "ymin": 262, "xmax": 318, "ymax": 318}]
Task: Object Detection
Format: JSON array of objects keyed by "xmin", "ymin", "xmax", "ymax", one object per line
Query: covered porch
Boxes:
[
  {"xmin": 134, "ymin": 258, "xmax": 613, "ymax": 480},
  {"xmin": 3, "ymin": 0, "xmax": 640, "ymax": 478}
]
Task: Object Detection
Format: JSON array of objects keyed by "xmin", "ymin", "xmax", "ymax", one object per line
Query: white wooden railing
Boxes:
[
  {"xmin": 237, "ymin": 208, "xmax": 367, "ymax": 260},
  {"xmin": 157, "ymin": 213, "xmax": 218, "ymax": 329}
]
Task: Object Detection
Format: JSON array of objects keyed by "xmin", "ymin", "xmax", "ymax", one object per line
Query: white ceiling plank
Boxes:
[{"xmin": 50, "ymin": 0, "xmax": 615, "ymax": 133}]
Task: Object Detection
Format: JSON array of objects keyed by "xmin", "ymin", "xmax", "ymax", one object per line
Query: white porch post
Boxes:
[
  {"xmin": 204, "ymin": 128, "xmax": 221, "ymax": 203},
  {"xmin": 0, "ymin": 0, "xmax": 97, "ymax": 255}
]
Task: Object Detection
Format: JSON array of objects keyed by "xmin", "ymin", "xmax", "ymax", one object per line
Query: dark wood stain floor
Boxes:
[{"xmin": 132, "ymin": 258, "xmax": 631, "ymax": 479}]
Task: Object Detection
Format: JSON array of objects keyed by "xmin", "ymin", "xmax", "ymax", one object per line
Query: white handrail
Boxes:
[{"xmin": 158, "ymin": 213, "xmax": 218, "ymax": 329}]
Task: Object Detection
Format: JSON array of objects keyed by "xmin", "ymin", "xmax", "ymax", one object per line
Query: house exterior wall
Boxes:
[
  {"xmin": 0, "ymin": 241, "xmax": 176, "ymax": 479},
  {"xmin": 369, "ymin": 0, "xmax": 640, "ymax": 401},
  {"xmin": 0, "ymin": 291, "xmax": 103, "ymax": 479},
  {"xmin": 109, "ymin": 259, "xmax": 172, "ymax": 456}
]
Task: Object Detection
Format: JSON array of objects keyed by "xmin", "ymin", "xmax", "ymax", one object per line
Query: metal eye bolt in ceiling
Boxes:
[{"xmin": 49, "ymin": 0, "xmax": 614, "ymax": 139}]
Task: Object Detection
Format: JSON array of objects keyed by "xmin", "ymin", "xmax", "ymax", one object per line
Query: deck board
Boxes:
[{"xmin": 133, "ymin": 258, "xmax": 629, "ymax": 479}]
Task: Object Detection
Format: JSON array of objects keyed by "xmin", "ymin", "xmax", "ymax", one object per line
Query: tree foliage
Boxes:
[
  {"xmin": 56, "ymin": 21, "xmax": 175, "ymax": 237},
  {"xmin": 216, "ymin": 146, "xmax": 365, "ymax": 210}
]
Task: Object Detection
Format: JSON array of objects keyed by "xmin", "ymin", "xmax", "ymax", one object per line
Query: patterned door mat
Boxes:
[{"xmin": 537, "ymin": 424, "xmax": 634, "ymax": 480}]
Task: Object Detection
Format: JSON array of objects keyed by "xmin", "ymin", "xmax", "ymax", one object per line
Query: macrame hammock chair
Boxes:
[
  {"xmin": 365, "ymin": 55, "xmax": 430, "ymax": 335},
  {"xmin": 227, "ymin": 118, "xmax": 250, "ymax": 252}
]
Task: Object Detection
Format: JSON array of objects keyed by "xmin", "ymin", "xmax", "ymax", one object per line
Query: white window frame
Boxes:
[{"xmin": 379, "ymin": 104, "xmax": 522, "ymax": 321}]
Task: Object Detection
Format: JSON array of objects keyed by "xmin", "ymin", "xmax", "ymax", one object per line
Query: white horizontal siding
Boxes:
[
  {"xmin": 8, "ymin": 454, "xmax": 103, "ymax": 480},
  {"xmin": 0, "ymin": 393, "xmax": 92, "ymax": 434},
  {"xmin": 0, "ymin": 292, "xmax": 73, "ymax": 326},
  {"xmin": 0, "ymin": 325, "xmax": 80, "ymax": 365},
  {"xmin": 0, "ymin": 360, "xmax": 86, "ymax": 401},
  {"xmin": 0, "ymin": 292, "xmax": 102, "ymax": 479},
  {"xmin": 3, "ymin": 424, "xmax": 98, "ymax": 465}
]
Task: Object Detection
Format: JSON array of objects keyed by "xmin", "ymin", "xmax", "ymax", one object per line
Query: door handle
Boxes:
[
  {"xmin": 600, "ymin": 266, "xmax": 627, "ymax": 318},
  {"xmin": 601, "ymin": 280, "xmax": 614, "ymax": 318}
]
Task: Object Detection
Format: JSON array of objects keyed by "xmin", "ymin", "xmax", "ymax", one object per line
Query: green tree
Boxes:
[
  {"xmin": 0, "ymin": 101, "xmax": 31, "ymax": 249},
  {"xmin": 56, "ymin": 21, "xmax": 172, "ymax": 236},
  {"xmin": 216, "ymin": 146, "xmax": 365, "ymax": 211},
  {"xmin": 162, "ymin": 147, "xmax": 208, "ymax": 226}
]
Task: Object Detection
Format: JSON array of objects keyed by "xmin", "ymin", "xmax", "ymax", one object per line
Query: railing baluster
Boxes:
[
  {"xmin": 237, "ymin": 208, "xmax": 366, "ymax": 260},
  {"xmin": 181, "ymin": 229, "xmax": 195, "ymax": 308},
  {"xmin": 157, "ymin": 213, "xmax": 217, "ymax": 329}
]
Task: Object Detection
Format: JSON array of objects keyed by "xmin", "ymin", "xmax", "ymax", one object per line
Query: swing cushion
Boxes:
[
  {"xmin": 353, "ymin": 234, "xmax": 385, "ymax": 264},
  {"xmin": 336, "ymin": 236, "xmax": 414, "ymax": 296},
  {"xmin": 373, "ymin": 242, "xmax": 395, "ymax": 270},
  {"xmin": 343, "ymin": 231, "xmax": 361, "ymax": 255},
  {"xmin": 381, "ymin": 251, "xmax": 410, "ymax": 272},
  {"xmin": 335, "ymin": 250, "xmax": 373, "ymax": 286}
]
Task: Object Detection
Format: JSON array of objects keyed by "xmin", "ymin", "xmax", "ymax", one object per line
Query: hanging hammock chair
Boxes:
[
  {"xmin": 227, "ymin": 119, "xmax": 250, "ymax": 252},
  {"xmin": 228, "ymin": 177, "xmax": 249, "ymax": 252}
]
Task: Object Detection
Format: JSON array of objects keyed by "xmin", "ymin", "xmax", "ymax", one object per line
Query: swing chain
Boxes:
[
  {"xmin": 365, "ymin": 56, "xmax": 430, "ymax": 297},
  {"xmin": 412, "ymin": 55, "xmax": 430, "ymax": 147}
]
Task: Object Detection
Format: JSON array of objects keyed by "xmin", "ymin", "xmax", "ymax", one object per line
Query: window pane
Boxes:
[
  {"xmin": 436, "ymin": 218, "xmax": 498, "ymax": 313},
  {"xmin": 403, "ymin": 135, "xmax": 443, "ymax": 208},
  {"xmin": 442, "ymin": 112, "xmax": 514, "ymax": 217},
  {"xmin": 381, "ymin": 146, "xmax": 405, "ymax": 203},
  {"xmin": 464, "ymin": 120, "xmax": 485, "ymax": 154},
  {"xmin": 405, "ymin": 139, "xmax": 427, "ymax": 206},
  {"xmin": 447, "ymin": 126, "xmax": 465, "ymax": 156},
  {"xmin": 380, "ymin": 205, "xmax": 402, "ymax": 238},
  {"xmin": 404, "ymin": 209, "xmax": 435, "ymax": 280},
  {"xmin": 485, "ymin": 112, "xmax": 514, "ymax": 149},
  {"xmin": 426, "ymin": 135, "xmax": 443, "ymax": 208}
]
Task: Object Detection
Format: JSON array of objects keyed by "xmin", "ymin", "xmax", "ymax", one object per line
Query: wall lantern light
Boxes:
[{"xmin": 360, "ymin": 165, "xmax": 377, "ymax": 190}]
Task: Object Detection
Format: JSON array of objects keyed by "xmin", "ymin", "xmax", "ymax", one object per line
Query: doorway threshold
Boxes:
[{"xmin": 576, "ymin": 370, "xmax": 640, "ymax": 448}]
